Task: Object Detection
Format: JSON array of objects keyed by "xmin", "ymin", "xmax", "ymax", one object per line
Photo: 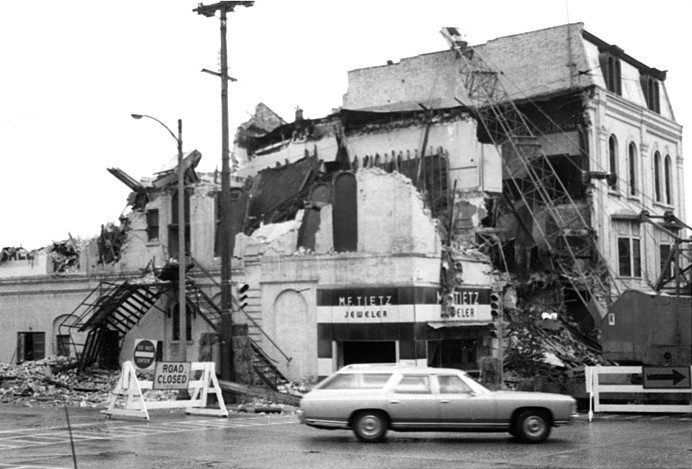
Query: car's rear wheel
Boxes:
[
  {"xmin": 515, "ymin": 409, "xmax": 551, "ymax": 443},
  {"xmin": 352, "ymin": 411, "xmax": 388, "ymax": 443}
]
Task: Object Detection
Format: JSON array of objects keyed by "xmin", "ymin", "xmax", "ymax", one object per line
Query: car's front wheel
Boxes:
[
  {"xmin": 352, "ymin": 411, "xmax": 388, "ymax": 443},
  {"xmin": 515, "ymin": 409, "xmax": 551, "ymax": 443}
]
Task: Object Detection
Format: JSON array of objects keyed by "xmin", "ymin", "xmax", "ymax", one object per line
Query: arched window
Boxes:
[
  {"xmin": 654, "ymin": 151, "xmax": 662, "ymax": 202},
  {"xmin": 608, "ymin": 135, "xmax": 618, "ymax": 189},
  {"xmin": 628, "ymin": 142, "xmax": 637, "ymax": 197},
  {"xmin": 333, "ymin": 172, "xmax": 358, "ymax": 252},
  {"xmin": 664, "ymin": 155, "xmax": 672, "ymax": 205}
]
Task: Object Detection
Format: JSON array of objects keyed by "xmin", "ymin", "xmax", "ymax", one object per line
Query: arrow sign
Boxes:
[{"xmin": 643, "ymin": 366, "xmax": 691, "ymax": 389}]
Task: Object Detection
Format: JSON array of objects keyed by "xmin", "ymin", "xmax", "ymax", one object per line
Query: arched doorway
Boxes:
[{"xmin": 273, "ymin": 289, "xmax": 309, "ymax": 380}]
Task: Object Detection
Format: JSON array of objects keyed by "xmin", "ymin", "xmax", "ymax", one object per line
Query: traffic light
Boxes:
[
  {"xmin": 490, "ymin": 292, "xmax": 501, "ymax": 319},
  {"xmin": 238, "ymin": 283, "xmax": 249, "ymax": 310},
  {"xmin": 489, "ymin": 320, "xmax": 511, "ymax": 339}
]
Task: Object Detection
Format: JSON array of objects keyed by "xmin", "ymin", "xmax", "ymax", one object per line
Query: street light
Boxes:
[{"xmin": 131, "ymin": 113, "xmax": 187, "ymax": 361}]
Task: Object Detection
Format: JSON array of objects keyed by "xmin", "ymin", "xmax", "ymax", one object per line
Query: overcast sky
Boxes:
[{"xmin": 1, "ymin": 0, "xmax": 690, "ymax": 250}]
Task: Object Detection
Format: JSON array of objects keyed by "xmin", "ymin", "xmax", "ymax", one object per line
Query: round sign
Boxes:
[{"xmin": 133, "ymin": 339, "xmax": 156, "ymax": 370}]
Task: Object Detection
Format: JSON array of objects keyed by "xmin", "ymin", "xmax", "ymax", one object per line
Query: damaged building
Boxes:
[{"xmin": 0, "ymin": 23, "xmax": 688, "ymax": 390}]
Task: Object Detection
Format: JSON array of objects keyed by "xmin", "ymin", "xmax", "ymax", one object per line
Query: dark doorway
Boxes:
[
  {"xmin": 342, "ymin": 341, "xmax": 395, "ymax": 366},
  {"xmin": 98, "ymin": 329, "xmax": 120, "ymax": 369}
]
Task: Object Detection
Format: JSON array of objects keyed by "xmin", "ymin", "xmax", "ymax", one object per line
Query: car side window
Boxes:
[
  {"xmin": 394, "ymin": 375, "xmax": 431, "ymax": 394},
  {"xmin": 319, "ymin": 373, "xmax": 356, "ymax": 389},
  {"xmin": 361, "ymin": 373, "xmax": 392, "ymax": 388},
  {"xmin": 319, "ymin": 373, "xmax": 392, "ymax": 390},
  {"xmin": 438, "ymin": 375, "xmax": 472, "ymax": 394}
]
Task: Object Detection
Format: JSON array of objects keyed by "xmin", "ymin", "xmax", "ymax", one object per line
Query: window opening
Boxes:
[
  {"xmin": 628, "ymin": 143, "xmax": 637, "ymax": 196},
  {"xmin": 659, "ymin": 244, "xmax": 674, "ymax": 282},
  {"xmin": 608, "ymin": 135, "xmax": 618, "ymax": 190},
  {"xmin": 616, "ymin": 220, "xmax": 642, "ymax": 278},
  {"xmin": 641, "ymin": 75, "xmax": 661, "ymax": 113},
  {"xmin": 17, "ymin": 332, "xmax": 45, "ymax": 363},
  {"xmin": 599, "ymin": 53, "xmax": 622, "ymax": 95},
  {"xmin": 146, "ymin": 209, "xmax": 159, "ymax": 241},
  {"xmin": 169, "ymin": 189, "xmax": 191, "ymax": 259},
  {"xmin": 654, "ymin": 151, "xmax": 662, "ymax": 202},
  {"xmin": 332, "ymin": 172, "xmax": 358, "ymax": 252},
  {"xmin": 664, "ymin": 155, "xmax": 672, "ymax": 205},
  {"xmin": 56, "ymin": 334, "xmax": 71, "ymax": 357}
]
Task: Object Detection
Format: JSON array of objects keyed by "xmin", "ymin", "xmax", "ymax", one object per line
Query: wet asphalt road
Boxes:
[{"xmin": 0, "ymin": 404, "xmax": 690, "ymax": 468}]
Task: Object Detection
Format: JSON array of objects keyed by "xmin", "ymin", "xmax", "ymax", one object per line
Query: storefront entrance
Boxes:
[{"xmin": 341, "ymin": 341, "xmax": 396, "ymax": 366}]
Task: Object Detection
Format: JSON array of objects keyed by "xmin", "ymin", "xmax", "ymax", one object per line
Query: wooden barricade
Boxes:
[
  {"xmin": 585, "ymin": 365, "xmax": 692, "ymax": 421},
  {"xmin": 106, "ymin": 360, "xmax": 228, "ymax": 421}
]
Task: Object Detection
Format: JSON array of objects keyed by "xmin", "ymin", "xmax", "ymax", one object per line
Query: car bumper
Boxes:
[{"xmin": 297, "ymin": 411, "xmax": 349, "ymax": 429}]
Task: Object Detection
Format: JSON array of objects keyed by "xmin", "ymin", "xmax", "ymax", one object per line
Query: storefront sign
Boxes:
[
  {"xmin": 317, "ymin": 287, "xmax": 438, "ymax": 323},
  {"xmin": 317, "ymin": 286, "xmax": 493, "ymax": 323},
  {"xmin": 441, "ymin": 288, "xmax": 493, "ymax": 322},
  {"xmin": 339, "ymin": 294, "xmax": 393, "ymax": 319}
]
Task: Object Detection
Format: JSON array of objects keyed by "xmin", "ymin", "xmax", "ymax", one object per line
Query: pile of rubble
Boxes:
[
  {"xmin": 0, "ymin": 356, "xmax": 178, "ymax": 408},
  {"xmin": 1, "ymin": 356, "xmax": 298, "ymax": 412},
  {"xmin": 0, "ymin": 356, "xmax": 118, "ymax": 407},
  {"xmin": 48, "ymin": 240, "xmax": 80, "ymax": 273}
]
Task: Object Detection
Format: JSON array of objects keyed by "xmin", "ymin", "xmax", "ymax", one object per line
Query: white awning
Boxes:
[{"xmin": 427, "ymin": 321, "xmax": 493, "ymax": 329}]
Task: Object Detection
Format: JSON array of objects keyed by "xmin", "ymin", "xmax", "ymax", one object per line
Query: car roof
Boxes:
[{"xmin": 337, "ymin": 364, "xmax": 467, "ymax": 375}]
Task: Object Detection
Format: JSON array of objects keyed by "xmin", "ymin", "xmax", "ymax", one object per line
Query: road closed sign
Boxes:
[
  {"xmin": 153, "ymin": 362, "xmax": 191, "ymax": 390},
  {"xmin": 133, "ymin": 339, "xmax": 158, "ymax": 371}
]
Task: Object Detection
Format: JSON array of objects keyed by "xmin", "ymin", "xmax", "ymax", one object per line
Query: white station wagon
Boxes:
[{"xmin": 297, "ymin": 364, "xmax": 577, "ymax": 443}]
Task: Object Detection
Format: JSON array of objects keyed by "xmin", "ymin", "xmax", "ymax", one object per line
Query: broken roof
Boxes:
[
  {"xmin": 236, "ymin": 102, "xmax": 287, "ymax": 140},
  {"xmin": 108, "ymin": 150, "xmax": 203, "ymax": 192}
]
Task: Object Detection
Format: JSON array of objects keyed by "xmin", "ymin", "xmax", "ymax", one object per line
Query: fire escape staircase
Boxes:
[
  {"xmin": 185, "ymin": 275, "xmax": 291, "ymax": 391},
  {"xmin": 442, "ymin": 28, "xmax": 619, "ymax": 318},
  {"xmin": 60, "ymin": 279, "xmax": 165, "ymax": 372},
  {"xmin": 61, "ymin": 260, "xmax": 292, "ymax": 392}
]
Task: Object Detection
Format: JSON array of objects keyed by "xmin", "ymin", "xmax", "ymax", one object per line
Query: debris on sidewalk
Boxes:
[
  {"xmin": 0, "ymin": 356, "xmax": 118, "ymax": 408},
  {"xmin": 1, "ymin": 356, "xmax": 299, "ymax": 412}
]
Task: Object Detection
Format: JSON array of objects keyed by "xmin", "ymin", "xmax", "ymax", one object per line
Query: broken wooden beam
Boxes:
[{"xmin": 217, "ymin": 379, "xmax": 301, "ymax": 407}]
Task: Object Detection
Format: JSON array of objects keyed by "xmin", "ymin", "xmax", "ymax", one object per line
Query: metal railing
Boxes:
[{"xmin": 189, "ymin": 256, "xmax": 292, "ymax": 364}]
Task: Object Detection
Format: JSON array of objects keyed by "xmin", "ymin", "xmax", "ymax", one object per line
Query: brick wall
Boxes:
[{"xmin": 343, "ymin": 24, "xmax": 589, "ymax": 111}]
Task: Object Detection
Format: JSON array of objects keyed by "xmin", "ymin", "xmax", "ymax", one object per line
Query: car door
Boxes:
[
  {"xmin": 435, "ymin": 374, "xmax": 498, "ymax": 429},
  {"xmin": 385, "ymin": 373, "xmax": 438, "ymax": 429}
]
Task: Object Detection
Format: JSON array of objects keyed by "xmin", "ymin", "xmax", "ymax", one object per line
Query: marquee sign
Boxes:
[
  {"xmin": 441, "ymin": 288, "xmax": 493, "ymax": 321},
  {"xmin": 316, "ymin": 286, "xmax": 493, "ymax": 323}
]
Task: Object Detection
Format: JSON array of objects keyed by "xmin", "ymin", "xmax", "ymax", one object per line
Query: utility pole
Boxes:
[
  {"xmin": 176, "ymin": 118, "xmax": 186, "ymax": 362},
  {"xmin": 194, "ymin": 1, "xmax": 254, "ymax": 382}
]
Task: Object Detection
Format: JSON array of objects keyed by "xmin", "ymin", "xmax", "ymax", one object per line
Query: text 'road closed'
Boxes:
[{"xmin": 153, "ymin": 362, "xmax": 191, "ymax": 390}]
